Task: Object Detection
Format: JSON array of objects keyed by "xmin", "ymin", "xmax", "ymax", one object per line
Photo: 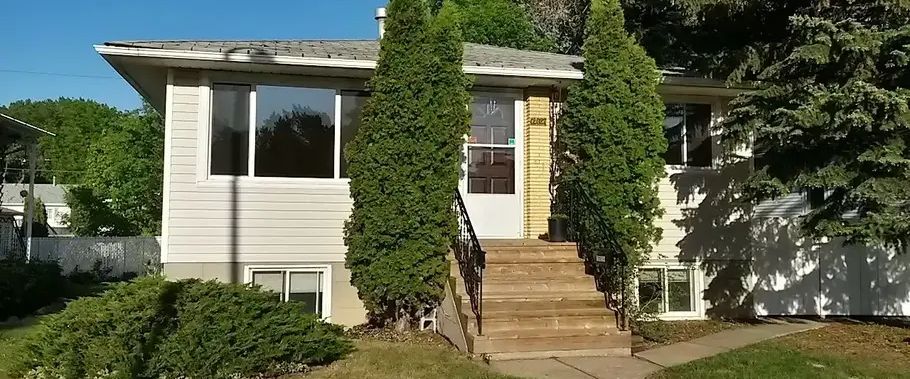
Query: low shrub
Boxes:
[
  {"xmin": 17, "ymin": 277, "xmax": 352, "ymax": 379},
  {"xmin": 0, "ymin": 259, "xmax": 66, "ymax": 320}
]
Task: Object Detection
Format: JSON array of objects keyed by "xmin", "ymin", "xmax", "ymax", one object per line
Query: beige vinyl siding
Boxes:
[{"xmin": 163, "ymin": 70, "xmax": 352, "ymax": 264}]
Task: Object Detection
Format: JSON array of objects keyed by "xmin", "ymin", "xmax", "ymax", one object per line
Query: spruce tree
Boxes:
[
  {"xmin": 723, "ymin": 2, "xmax": 910, "ymax": 248},
  {"xmin": 555, "ymin": 0, "xmax": 667, "ymax": 280},
  {"xmin": 344, "ymin": 0, "xmax": 470, "ymax": 329}
]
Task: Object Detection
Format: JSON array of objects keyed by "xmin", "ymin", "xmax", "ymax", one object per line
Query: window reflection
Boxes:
[{"xmin": 255, "ymin": 86, "xmax": 336, "ymax": 178}]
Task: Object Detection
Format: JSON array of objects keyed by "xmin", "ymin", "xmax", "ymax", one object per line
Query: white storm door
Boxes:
[{"xmin": 460, "ymin": 92, "xmax": 523, "ymax": 239}]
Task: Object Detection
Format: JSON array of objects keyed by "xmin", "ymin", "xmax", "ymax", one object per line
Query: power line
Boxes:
[{"xmin": 0, "ymin": 69, "xmax": 119, "ymax": 80}]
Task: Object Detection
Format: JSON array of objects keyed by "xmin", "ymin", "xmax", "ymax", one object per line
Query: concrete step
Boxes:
[
  {"xmin": 469, "ymin": 330, "xmax": 631, "ymax": 357},
  {"xmin": 467, "ymin": 314, "xmax": 618, "ymax": 334}
]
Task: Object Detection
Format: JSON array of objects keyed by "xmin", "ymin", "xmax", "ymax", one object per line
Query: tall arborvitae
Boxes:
[
  {"xmin": 555, "ymin": 0, "xmax": 667, "ymax": 272},
  {"xmin": 344, "ymin": 0, "xmax": 470, "ymax": 329}
]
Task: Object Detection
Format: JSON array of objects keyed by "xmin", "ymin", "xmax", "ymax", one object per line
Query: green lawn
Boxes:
[
  {"xmin": 303, "ymin": 339, "xmax": 518, "ymax": 379},
  {"xmin": 0, "ymin": 318, "xmax": 41, "ymax": 379},
  {"xmin": 650, "ymin": 322, "xmax": 910, "ymax": 379}
]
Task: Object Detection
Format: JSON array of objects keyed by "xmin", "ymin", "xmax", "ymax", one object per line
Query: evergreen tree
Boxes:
[
  {"xmin": 723, "ymin": 2, "xmax": 910, "ymax": 248},
  {"xmin": 344, "ymin": 0, "xmax": 470, "ymax": 329},
  {"xmin": 556, "ymin": 0, "xmax": 666, "ymax": 281}
]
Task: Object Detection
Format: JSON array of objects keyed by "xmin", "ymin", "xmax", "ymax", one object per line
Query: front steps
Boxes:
[{"xmin": 449, "ymin": 239, "xmax": 631, "ymax": 360}]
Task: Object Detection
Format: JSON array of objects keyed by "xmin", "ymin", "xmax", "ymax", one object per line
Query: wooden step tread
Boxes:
[
  {"xmin": 474, "ymin": 290, "xmax": 604, "ymax": 300},
  {"xmin": 482, "ymin": 308, "xmax": 613, "ymax": 319},
  {"xmin": 475, "ymin": 327, "xmax": 626, "ymax": 340}
]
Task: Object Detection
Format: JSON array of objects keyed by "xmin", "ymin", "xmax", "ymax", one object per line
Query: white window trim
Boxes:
[
  {"xmin": 636, "ymin": 263, "xmax": 705, "ymax": 320},
  {"xmin": 663, "ymin": 95, "xmax": 724, "ymax": 172},
  {"xmin": 199, "ymin": 72, "xmax": 365, "ymax": 187},
  {"xmin": 244, "ymin": 264, "xmax": 333, "ymax": 322}
]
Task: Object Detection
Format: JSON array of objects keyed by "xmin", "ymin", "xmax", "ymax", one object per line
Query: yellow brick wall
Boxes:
[{"xmin": 523, "ymin": 88, "xmax": 552, "ymax": 238}]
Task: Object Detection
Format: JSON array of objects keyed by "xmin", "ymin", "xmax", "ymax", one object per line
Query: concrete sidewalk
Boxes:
[
  {"xmin": 634, "ymin": 318, "xmax": 825, "ymax": 368},
  {"xmin": 490, "ymin": 318, "xmax": 825, "ymax": 379}
]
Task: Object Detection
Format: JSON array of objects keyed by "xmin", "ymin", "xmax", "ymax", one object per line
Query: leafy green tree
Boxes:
[
  {"xmin": 0, "ymin": 98, "xmax": 121, "ymax": 183},
  {"xmin": 722, "ymin": 2, "xmax": 910, "ymax": 248},
  {"xmin": 555, "ymin": 0, "xmax": 666, "ymax": 275},
  {"xmin": 65, "ymin": 103, "xmax": 164, "ymax": 236},
  {"xmin": 344, "ymin": 0, "xmax": 470, "ymax": 329},
  {"xmin": 448, "ymin": 0, "xmax": 554, "ymax": 51}
]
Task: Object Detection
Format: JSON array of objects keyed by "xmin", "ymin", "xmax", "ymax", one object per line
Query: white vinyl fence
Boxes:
[{"xmin": 31, "ymin": 236, "xmax": 161, "ymax": 277}]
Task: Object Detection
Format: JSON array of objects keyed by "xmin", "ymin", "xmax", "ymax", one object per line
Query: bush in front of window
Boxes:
[
  {"xmin": 344, "ymin": 0, "xmax": 471, "ymax": 329},
  {"xmin": 554, "ymin": 0, "xmax": 667, "ymax": 297},
  {"xmin": 16, "ymin": 277, "xmax": 352, "ymax": 379}
]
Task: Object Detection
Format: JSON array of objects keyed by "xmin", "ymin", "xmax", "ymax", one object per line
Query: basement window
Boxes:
[
  {"xmin": 247, "ymin": 266, "xmax": 331, "ymax": 318},
  {"xmin": 638, "ymin": 265, "xmax": 701, "ymax": 319}
]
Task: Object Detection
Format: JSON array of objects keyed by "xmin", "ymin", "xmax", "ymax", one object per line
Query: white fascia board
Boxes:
[{"xmin": 95, "ymin": 45, "xmax": 584, "ymax": 80}]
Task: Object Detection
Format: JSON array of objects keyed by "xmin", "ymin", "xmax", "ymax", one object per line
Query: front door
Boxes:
[{"xmin": 460, "ymin": 92, "xmax": 523, "ymax": 238}]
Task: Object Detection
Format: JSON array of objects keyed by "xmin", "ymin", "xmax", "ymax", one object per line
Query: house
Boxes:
[
  {"xmin": 95, "ymin": 8, "xmax": 909, "ymax": 358},
  {"xmin": 0, "ymin": 183, "xmax": 72, "ymax": 236}
]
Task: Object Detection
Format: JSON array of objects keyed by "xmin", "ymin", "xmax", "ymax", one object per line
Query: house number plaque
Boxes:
[{"xmin": 528, "ymin": 117, "xmax": 548, "ymax": 126}]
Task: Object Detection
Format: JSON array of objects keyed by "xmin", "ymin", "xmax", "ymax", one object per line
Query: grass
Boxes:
[
  {"xmin": 303, "ymin": 338, "xmax": 518, "ymax": 379},
  {"xmin": 0, "ymin": 318, "xmax": 41, "ymax": 379},
  {"xmin": 634, "ymin": 319, "xmax": 750, "ymax": 351},
  {"xmin": 650, "ymin": 321, "xmax": 910, "ymax": 379}
]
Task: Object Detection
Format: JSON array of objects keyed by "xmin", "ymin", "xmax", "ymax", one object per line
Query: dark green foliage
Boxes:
[
  {"xmin": 555, "ymin": 0, "xmax": 667, "ymax": 267},
  {"xmin": 148, "ymin": 280, "xmax": 351, "ymax": 378},
  {"xmin": 0, "ymin": 259, "xmax": 65, "ymax": 320},
  {"xmin": 17, "ymin": 277, "xmax": 351, "ymax": 379},
  {"xmin": 448, "ymin": 0, "xmax": 555, "ymax": 51},
  {"xmin": 722, "ymin": 2, "xmax": 910, "ymax": 248},
  {"xmin": 344, "ymin": 0, "xmax": 470, "ymax": 327}
]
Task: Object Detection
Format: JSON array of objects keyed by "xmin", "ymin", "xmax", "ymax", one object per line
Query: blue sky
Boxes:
[{"xmin": 1, "ymin": 0, "xmax": 387, "ymax": 111}]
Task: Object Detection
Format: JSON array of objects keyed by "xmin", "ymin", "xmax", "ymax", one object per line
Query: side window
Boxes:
[{"xmin": 663, "ymin": 103, "xmax": 713, "ymax": 168}]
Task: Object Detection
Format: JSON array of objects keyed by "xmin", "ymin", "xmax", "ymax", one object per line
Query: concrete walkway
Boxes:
[{"xmin": 490, "ymin": 318, "xmax": 825, "ymax": 379}]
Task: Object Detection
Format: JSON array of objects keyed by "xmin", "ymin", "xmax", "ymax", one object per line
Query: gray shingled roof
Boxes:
[
  {"xmin": 1, "ymin": 184, "xmax": 67, "ymax": 205},
  {"xmin": 104, "ymin": 40, "xmax": 584, "ymax": 73}
]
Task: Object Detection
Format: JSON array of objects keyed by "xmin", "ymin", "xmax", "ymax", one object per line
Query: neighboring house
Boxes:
[
  {"xmin": 95, "ymin": 7, "xmax": 909, "ymax": 358},
  {"xmin": 0, "ymin": 183, "xmax": 72, "ymax": 236}
]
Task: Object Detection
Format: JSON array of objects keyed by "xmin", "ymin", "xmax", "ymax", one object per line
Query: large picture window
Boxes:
[
  {"xmin": 209, "ymin": 83, "xmax": 367, "ymax": 179},
  {"xmin": 248, "ymin": 266, "xmax": 330, "ymax": 317},
  {"xmin": 663, "ymin": 103, "xmax": 713, "ymax": 167}
]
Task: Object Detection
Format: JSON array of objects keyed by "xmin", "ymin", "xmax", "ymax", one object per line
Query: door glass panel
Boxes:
[
  {"xmin": 667, "ymin": 269, "xmax": 693, "ymax": 312},
  {"xmin": 288, "ymin": 271, "xmax": 323, "ymax": 315},
  {"xmin": 251, "ymin": 271, "xmax": 284, "ymax": 301},
  {"xmin": 638, "ymin": 269, "xmax": 664, "ymax": 313},
  {"xmin": 469, "ymin": 95, "xmax": 515, "ymax": 145},
  {"xmin": 468, "ymin": 147, "xmax": 515, "ymax": 194}
]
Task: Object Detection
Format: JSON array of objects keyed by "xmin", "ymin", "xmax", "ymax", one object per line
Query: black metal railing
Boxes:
[
  {"xmin": 452, "ymin": 190, "xmax": 486, "ymax": 335},
  {"xmin": 563, "ymin": 181, "xmax": 630, "ymax": 330}
]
